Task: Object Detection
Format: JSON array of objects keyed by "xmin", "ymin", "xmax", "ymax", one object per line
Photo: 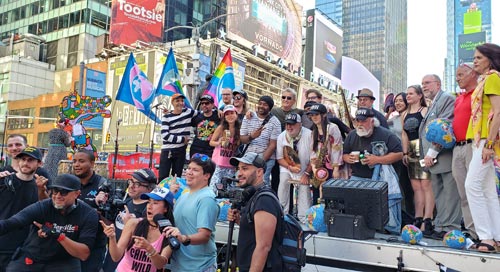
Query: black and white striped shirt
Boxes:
[{"xmin": 161, "ymin": 108, "xmax": 197, "ymax": 150}]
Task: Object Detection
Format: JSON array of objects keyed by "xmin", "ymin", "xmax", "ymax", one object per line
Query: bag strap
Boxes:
[{"xmin": 247, "ymin": 188, "xmax": 284, "ymax": 224}]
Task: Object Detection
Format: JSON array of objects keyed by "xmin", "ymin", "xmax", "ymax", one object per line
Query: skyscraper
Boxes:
[
  {"xmin": 316, "ymin": 0, "xmax": 343, "ymax": 26},
  {"xmin": 341, "ymin": 0, "xmax": 407, "ymax": 99}
]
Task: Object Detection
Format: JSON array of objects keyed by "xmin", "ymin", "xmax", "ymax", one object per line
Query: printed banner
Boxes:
[
  {"xmin": 108, "ymin": 153, "xmax": 161, "ymax": 179},
  {"xmin": 83, "ymin": 69, "xmax": 107, "ymax": 129}
]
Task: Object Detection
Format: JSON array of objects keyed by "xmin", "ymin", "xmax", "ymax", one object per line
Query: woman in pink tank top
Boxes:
[{"xmin": 102, "ymin": 186, "xmax": 176, "ymax": 272}]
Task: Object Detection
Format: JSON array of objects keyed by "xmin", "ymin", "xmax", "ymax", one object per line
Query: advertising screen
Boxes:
[
  {"xmin": 83, "ymin": 69, "xmax": 107, "ymax": 129},
  {"xmin": 227, "ymin": 0, "xmax": 303, "ymax": 68},
  {"xmin": 314, "ymin": 16, "xmax": 343, "ymax": 80},
  {"xmin": 458, "ymin": 32, "xmax": 486, "ymax": 63},
  {"xmin": 109, "ymin": 0, "xmax": 165, "ymax": 46}
]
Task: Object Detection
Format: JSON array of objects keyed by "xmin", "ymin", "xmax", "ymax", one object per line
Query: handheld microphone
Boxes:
[
  {"xmin": 153, "ymin": 214, "xmax": 181, "ymax": 250},
  {"xmin": 117, "ymin": 118, "xmax": 123, "ymax": 126}
]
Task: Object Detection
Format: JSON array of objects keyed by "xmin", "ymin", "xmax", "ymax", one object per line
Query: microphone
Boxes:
[
  {"xmin": 152, "ymin": 102, "xmax": 163, "ymax": 108},
  {"xmin": 153, "ymin": 214, "xmax": 172, "ymax": 233},
  {"xmin": 117, "ymin": 118, "xmax": 123, "ymax": 126}
]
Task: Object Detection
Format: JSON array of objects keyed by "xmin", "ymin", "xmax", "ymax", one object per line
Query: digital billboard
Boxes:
[
  {"xmin": 458, "ymin": 31, "xmax": 486, "ymax": 63},
  {"xmin": 109, "ymin": 0, "xmax": 165, "ymax": 46},
  {"xmin": 83, "ymin": 69, "xmax": 107, "ymax": 129},
  {"xmin": 227, "ymin": 0, "xmax": 303, "ymax": 68}
]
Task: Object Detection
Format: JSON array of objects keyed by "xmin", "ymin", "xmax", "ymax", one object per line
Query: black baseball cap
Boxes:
[
  {"xmin": 307, "ymin": 103, "xmax": 327, "ymax": 115},
  {"xmin": 285, "ymin": 113, "xmax": 301, "ymax": 124},
  {"xmin": 200, "ymin": 95, "xmax": 214, "ymax": 103},
  {"xmin": 131, "ymin": 168, "xmax": 157, "ymax": 184},
  {"xmin": 303, "ymin": 101, "xmax": 316, "ymax": 109},
  {"xmin": 48, "ymin": 174, "xmax": 81, "ymax": 191},
  {"xmin": 232, "ymin": 89, "xmax": 248, "ymax": 99},
  {"xmin": 355, "ymin": 108, "xmax": 375, "ymax": 120},
  {"xmin": 230, "ymin": 152, "xmax": 265, "ymax": 169},
  {"xmin": 15, "ymin": 146, "xmax": 42, "ymax": 161}
]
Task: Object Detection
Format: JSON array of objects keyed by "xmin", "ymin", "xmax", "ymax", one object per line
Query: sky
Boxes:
[{"xmin": 296, "ymin": 0, "xmax": 447, "ymax": 86}]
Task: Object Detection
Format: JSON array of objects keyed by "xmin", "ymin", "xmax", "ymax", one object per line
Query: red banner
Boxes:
[
  {"xmin": 108, "ymin": 153, "xmax": 160, "ymax": 179},
  {"xmin": 110, "ymin": 0, "xmax": 164, "ymax": 46}
]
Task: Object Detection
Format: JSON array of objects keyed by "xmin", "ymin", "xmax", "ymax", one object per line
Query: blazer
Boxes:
[{"xmin": 418, "ymin": 90, "xmax": 456, "ymax": 174}]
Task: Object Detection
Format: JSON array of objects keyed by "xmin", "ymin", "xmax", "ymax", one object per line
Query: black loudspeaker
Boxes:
[
  {"xmin": 323, "ymin": 179, "xmax": 389, "ymax": 232},
  {"xmin": 326, "ymin": 213, "xmax": 375, "ymax": 240}
]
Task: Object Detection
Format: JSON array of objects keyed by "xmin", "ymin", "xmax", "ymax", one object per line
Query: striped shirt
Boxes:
[
  {"xmin": 161, "ymin": 108, "xmax": 197, "ymax": 150},
  {"xmin": 240, "ymin": 114, "xmax": 281, "ymax": 159}
]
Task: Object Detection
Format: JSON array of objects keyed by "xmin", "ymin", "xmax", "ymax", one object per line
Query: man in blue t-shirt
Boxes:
[{"xmin": 164, "ymin": 153, "xmax": 219, "ymax": 272}]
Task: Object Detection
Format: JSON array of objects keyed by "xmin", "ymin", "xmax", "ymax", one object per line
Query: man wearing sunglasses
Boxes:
[
  {"xmin": 164, "ymin": 153, "xmax": 219, "ymax": 272},
  {"xmin": 190, "ymin": 95, "xmax": 220, "ymax": 158},
  {"xmin": 0, "ymin": 147, "xmax": 46, "ymax": 271},
  {"xmin": 0, "ymin": 173, "xmax": 99, "ymax": 271},
  {"xmin": 232, "ymin": 89, "xmax": 248, "ymax": 121}
]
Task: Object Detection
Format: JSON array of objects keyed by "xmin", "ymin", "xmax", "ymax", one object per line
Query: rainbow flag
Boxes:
[
  {"xmin": 203, "ymin": 48, "xmax": 235, "ymax": 107},
  {"xmin": 156, "ymin": 48, "xmax": 192, "ymax": 108}
]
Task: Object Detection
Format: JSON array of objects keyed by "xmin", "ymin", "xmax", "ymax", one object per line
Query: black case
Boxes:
[{"xmin": 326, "ymin": 213, "xmax": 375, "ymax": 240}]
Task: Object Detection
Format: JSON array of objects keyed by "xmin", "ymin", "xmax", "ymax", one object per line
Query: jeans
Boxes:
[{"xmin": 263, "ymin": 159, "xmax": 275, "ymax": 186}]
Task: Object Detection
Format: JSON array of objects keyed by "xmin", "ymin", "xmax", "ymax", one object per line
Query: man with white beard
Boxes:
[{"xmin": 342, "ymin": 108, "xmax": 403, "ymax": 179}]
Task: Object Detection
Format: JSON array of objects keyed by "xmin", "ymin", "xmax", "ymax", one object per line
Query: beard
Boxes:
[
  {"xmin": 52, "ymin": 202, "xmax": 65, "ymax": 210},
  {"xmin": 356, "ymin": 127, "xmax": 372, "ymax": 137}
]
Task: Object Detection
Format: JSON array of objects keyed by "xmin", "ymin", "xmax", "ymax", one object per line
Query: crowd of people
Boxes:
[{"xmin": 0, "ymin": 43, "xmax": 499, "ymax": 272}]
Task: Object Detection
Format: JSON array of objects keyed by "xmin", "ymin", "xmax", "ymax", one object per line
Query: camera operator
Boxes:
[
  {"xmin": 0, "ymin": 174, "xmax": 99, "ymax": 271},
  {"xmin": 73, "ymin": 149, "xmax": 109, "ymax": 272},
  {"xmin": 102, "ymin": 168, "xmax": 158, "ymax": 272},
  {"xmin": 164, "ymin": 153, "xmax": 219, "ymax": 272},
  {"xmin": 0, "ymin": 147, "xmax": 48, "ymax": 271},
  {"xmin": 227, "ymin": 152, "xmax": 283, "ymax": 272},
  {"xmin": 101, "ymin": 186, "xmax": 176, "ymax": 271}
]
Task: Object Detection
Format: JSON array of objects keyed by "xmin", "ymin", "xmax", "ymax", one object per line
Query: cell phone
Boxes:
[{"xmin": 419, "ymin": 159, "xmax": 437, "ymax": 167}]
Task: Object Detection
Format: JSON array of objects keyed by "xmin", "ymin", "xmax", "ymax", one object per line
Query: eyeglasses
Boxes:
[
  {"xmin": 233, "ymin": 95, "xmax": 243, "ymax": 101},
  {"xmin": 306, "ymin": 96, "xmax": 318, "ymax": 100},
  {"xmin": 191, "ymin": 153, "xmax": 209, "ymax": 162},
  {"xmin": 281, "ymin": 96, "xmax": 293, "ymax": 100},
  {"xmin": 51, "ymin": 188, "xmax": 71, "ymax": 196},
  {"xmin": 200, "ymin": 102, "xmax": 211, "ymax": 105},
  {"xmin": 127, "ymin": 179, "xmax": 149, "ymax": 188},
  {"xmin": 422, "ymin": 81, "xmax": 438, "ymax": 85},
  {"xmin": 222, "ymin": 93, "xmax": 232, "ymax": 96}
]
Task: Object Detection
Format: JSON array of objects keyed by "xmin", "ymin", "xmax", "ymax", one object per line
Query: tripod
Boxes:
[{"xmin": 111, "ymin": 119, "xmax": 122, "ymax": 179}]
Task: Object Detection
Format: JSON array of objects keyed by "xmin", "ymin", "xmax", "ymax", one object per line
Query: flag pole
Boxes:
[{"xmin": 148, "ymin": 104, "xmax": 160, "ymax": 169}]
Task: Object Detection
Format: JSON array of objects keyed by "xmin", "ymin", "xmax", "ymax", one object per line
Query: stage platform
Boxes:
[{"xmin": 215, "ymin": 222, "xmax": 500, "ymax": 271}]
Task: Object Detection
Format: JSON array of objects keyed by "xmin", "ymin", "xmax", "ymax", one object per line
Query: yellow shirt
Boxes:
[{"xmin": 466, "ymin": 73, "xmax": 500, "ymax": 139}]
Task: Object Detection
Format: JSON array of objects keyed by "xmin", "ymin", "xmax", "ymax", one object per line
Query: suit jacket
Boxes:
[{"xmin": 418, "ymin": 90, "xmax": 455, "ymax": 174}]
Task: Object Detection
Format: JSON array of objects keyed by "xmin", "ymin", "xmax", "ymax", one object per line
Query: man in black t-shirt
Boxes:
[
  {"xmin": 0, "ymin": 147, "xmax": 47, "ymax": 271},
  {"xmin": 73, "ymin": 149, "xmax": 108, "ymax": 272},
  {"xmin": 0, "ymin": 174, "xmax": 99, "ymax": 271},
  {"xmin": 342, "ymin": 108, "xmax": 403, "ymax": 178},
  {"xmin": 190, "ymin": 95, "xmax": 220, "ymax": 157},
  {"xmin": 227, "ymin": 153, "xmax": 283, "ymax": 272}
]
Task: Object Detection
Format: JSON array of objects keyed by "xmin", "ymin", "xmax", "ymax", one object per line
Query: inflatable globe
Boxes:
[
  {"xmin": 401, "ymin": 224, "xmax": 423, "ymax": 245},
  {"xmin": 425, "ymin": 118, "xmax": 456, "ymax": 149},
  {"xmin": 217, "ymin": 199, "xmax": 232, "ymax": 221},
  {"xmin": 443, "ymin": 230, "xmax": 467, "ymax": 249},
  {"xmin": 305, "ymin": 204, "xmax": 327, "ymax": 232},
  {"xmin": 158, "ymin": 176, "xmax": 189, "ymax": 199}
]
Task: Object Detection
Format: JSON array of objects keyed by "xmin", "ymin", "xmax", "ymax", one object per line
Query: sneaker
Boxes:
[
  {"xmin": 430, "ymin": 230, "xmax": 447, "ymax": 240},
  {"xmin": 422, "ymin": 218, "xmax": 434, "ymax": 238}
]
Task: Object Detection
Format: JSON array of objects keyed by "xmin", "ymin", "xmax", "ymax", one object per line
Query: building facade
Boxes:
[
  {"xmin": 316, "ymin": 0, "xmax": 343, "ymax": 26},
  {"xmin": 341, "ymin": 0, "xmax": 407, "ymax": 100}
]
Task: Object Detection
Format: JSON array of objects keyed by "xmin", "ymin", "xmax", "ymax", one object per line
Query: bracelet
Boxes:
[
  {"xmin": 57, "ymin": 233, "xmax": 66, "ymax": 242},
  {"xmin": 484, "ymin": 140, "xmax": 495, "ymax": 149},
  {"xmin": 304, "ymin": 172, "xmax": 311, "ymax": 177},
  {"xmin": 146, "ymin": 249, "xmax": 157, "ymax": 257},
  {"xmin": 403, "ymin": 152, "xmax": 408, "ymax": 155}
]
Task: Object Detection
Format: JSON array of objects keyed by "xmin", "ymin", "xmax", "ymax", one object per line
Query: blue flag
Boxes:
[
  {"xmin": 156, "ymin": 48, "xmax": 192, "ymax": 109},
  {"xmin": 116, "ymin": 53, "xmax": 160, "ymax": 123}
]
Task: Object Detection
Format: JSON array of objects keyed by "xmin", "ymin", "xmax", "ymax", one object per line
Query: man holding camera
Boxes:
[
  {"xmin": 102, "ymin": 168, "xmax": 158, "ymax": 272},
  {"xmin": 164, "ymin": 154, "xmax": 219, "ymax": 272},
  {"xmin": 0, "ymin": 173, "xmax": 99, "ymax": 271},
  {"xmin": 0, "ymin": 147, "xmax": 47, "ymax": 271},
  {"xmin": 227, "ymin": 152, "xmax": 283, "ymax": 272},
  {"xmin": 73, "ymin": 149, "xmax": 109, "ymax": 272}
]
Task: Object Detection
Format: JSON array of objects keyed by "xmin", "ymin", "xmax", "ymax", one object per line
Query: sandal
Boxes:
[{"xmin": 470, "ymin": 241, "xmax": 498, "ymax": 253}]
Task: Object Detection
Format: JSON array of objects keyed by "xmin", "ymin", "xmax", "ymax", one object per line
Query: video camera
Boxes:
[
  {"xmin": 0, "ymin": 174, "xmax": 16, "ymax": 193},
  {"xmin": 94, "ymin": 182, "xmax": 126, "ymax": 221},
  {"xmin": 215, "ymin": 177, "xmax": 254, "ymax": 209}
]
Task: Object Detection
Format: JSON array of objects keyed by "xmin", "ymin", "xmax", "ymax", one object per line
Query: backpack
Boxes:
[{"xmin": 248, "ymin": 188, "xmax": 307, "ymax": 272}]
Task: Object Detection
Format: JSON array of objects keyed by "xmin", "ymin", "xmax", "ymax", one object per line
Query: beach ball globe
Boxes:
[
  {"xmin": 425, "ymin": 118, "xmax": 456, "ymax": 149},
  {"xmin": 443, "ymin": 230, "xmax": 467, "ymax": 249},
  {"xmin": 401, "ymin": 225, "xmax": 423, "ymax": 245},
  {"xmin": 217, "ymin": 199, "xmax": 232, "ymax": 221},
  {"xmin": 305, "ymin": 204, "xmax": 327, "ymax": 232}
]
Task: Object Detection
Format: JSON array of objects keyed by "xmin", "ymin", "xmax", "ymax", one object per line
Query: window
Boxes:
[
  {"xmin": 67, "ymin": 35, "xmax": 79, "ymax": 68},
  {"xmin": 37, "ymin": 132, "xmax": 50, "ymax": 148},
  {"xmin": 39, "ymin": 106, "xmax": 59, "ymax": 124},
  {"xmin": 7, "ymin": 108, "xmax": 35, "ymax": 130}
]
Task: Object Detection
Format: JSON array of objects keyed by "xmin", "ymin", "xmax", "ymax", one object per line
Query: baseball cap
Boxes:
[
  {"xmin": 140, "ymin": 186, "xmax": 175, "ymax": 206},
  {"xmin": 303, "ymin": 101, "xmax": 316, "ymax": 109},
  {"xmin": 223, "ymin": 104, "xmax": 237, "ymax": 113},
  {"xmin": 171, "ymin": 93, "xmax": 186, "ymax": 102},
  {"xmin": 356, "ymin": 88, "xmax": 376, "ymax": 100},
  {"xmin": 355, "ymin": 107, "xmax": 375, "ymax": 120},
  {"xmin": 232, "ymin": 89, "xmax": 248, "ymax": 99},
  {"xmin": 307, "ymin": 103, "xmax": 327, "ymax": 115},
  {"xmin": 48, "ymin": 174, "xmax": 81, "ymax": 191},
  {"xmin": 199, "ymin": 95, "xmax": 214, "ymax": 103},
  {"xmin": 130, "ymin": 168, "xmax": 157, "ymax": 184},
  {"xmin": 285, "ymin": 113, "xmax": 301, "ymax": 124},
  {"xmin": 15, "ymin": 146, "xmax": 42, "ymax": 161},
  {"xmin": 230, "ymin": 152, "xmax": 265, "ymax": 169}
]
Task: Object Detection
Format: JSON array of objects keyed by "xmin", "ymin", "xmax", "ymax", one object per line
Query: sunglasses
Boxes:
[
  {"xmin": 191, "ymin": 153, "xmax": 209, "ymax": 162},
  {"xmin": 282, "ymin": 96, "xmax": 293, "ymax": 100},
  {"xmin": 233, "ymin": 95, "xmax": 243, "ymax": 101},
  {"xmin": 127, "ymin": 179, "xmax": 149, "ymax": 188},
  {"xmin": 51, "ymin": 188, "xmax": 71, "ymax": 196}
]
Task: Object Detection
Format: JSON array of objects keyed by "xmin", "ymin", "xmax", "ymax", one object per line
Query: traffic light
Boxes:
[{"xmin": 106, "ymin": 133, "xmax": 110, "ymax": 143}]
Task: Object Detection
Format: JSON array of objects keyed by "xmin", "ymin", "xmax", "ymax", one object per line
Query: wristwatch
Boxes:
[{"xmin": 182, "ymin": 235, "xmax": 191, "ymax": 246}]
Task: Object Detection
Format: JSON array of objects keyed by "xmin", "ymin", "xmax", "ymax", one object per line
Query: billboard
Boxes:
[
  {"xmin": 83, "ymin": 69, "xmax": 107, "ymax": 129},
  {"xmin": 109, "ymin": 0, "xmax": 164, "ymax": 46},
  {"xmin": 304, "ymin": 9, "xmax": 342, "ymax": 84},
  {"xmin": 227, "ymin": 0, "xmax": 303, "ymax": 68},
  {"xmin": 458, "ymin": 32, "xmax": 486, "ymax": 63},
  {"xmin": 341, "ymin": 56, "xmax": 380, "ymax": 111}
]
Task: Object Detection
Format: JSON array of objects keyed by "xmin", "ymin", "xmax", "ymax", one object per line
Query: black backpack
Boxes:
[{"xmin": 248, "ymin": 188, "xmax": 307, "ymax": 272}]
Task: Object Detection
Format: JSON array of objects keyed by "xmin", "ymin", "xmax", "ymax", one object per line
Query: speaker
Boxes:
[
  {"xmin": 326, "ymin": 213, "xmax": 375, "ymax": 240},
  {"xmin": 323, "ymin": 179, "xmax": 389, "ymax": 231}
]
